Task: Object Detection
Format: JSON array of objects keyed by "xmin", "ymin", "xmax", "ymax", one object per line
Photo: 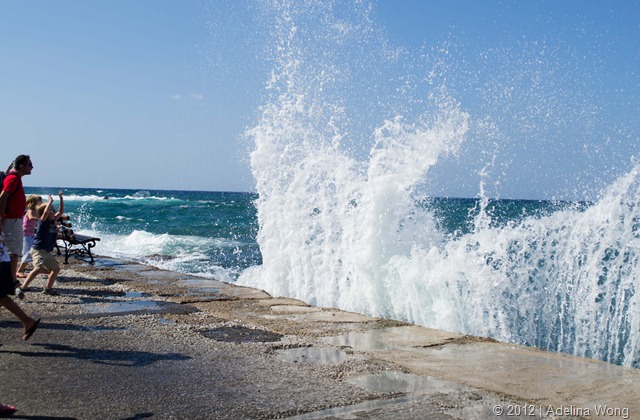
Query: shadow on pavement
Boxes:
[{"xmin": 1, "ymin": 343, "xmax": 191, "ymax": 367}]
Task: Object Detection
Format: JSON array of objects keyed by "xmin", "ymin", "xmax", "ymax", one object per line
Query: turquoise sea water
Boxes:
[{"xmin": 26, "ymin": 187, "xmax": 260, "ymax": 282}]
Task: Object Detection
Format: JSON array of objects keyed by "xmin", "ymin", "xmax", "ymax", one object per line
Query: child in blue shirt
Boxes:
[{"xmin": 18, "ymin": 192, "xmax": 64, "ymax": 297}]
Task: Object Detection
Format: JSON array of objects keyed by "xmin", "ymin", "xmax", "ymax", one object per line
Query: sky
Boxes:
[{"xmin": 1, "ymin": 0, "xmax": 639, "ymax": 199}]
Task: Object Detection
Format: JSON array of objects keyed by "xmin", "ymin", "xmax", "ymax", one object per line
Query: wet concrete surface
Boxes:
[{"xmin": 1, "ymin": 256, "xmax": 638, "ymax": 419}]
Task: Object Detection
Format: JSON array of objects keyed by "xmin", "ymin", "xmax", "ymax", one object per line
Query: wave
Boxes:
[
  {"xmin": 34, "ymin": 193, "xmax": 181, "ymax": 203},
  {"xmin": 89, "ymin": 230, "xmax": 242, "ymax": 256},
  {"xmin": 78, "ymin": 229, "xmax": 247, "ymax": 283},
  {"xmin": 122, "ymin": 192, "xmax": 178, "ymax": 201},
  {"xmin": 238, "ymin": 0, "xmax": 639, "ymax": 367}
]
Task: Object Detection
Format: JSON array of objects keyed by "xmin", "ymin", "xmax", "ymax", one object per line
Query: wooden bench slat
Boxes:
[{"xmin": 56, "ymin": 225, "xmax": 100, "ymax": 264}]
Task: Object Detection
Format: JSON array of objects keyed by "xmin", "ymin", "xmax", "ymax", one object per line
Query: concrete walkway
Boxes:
[{"xmin": 1, "ymin": 257, "xmax": 638, "ymax": 419}]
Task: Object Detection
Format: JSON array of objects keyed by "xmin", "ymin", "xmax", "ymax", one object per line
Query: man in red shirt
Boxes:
[
  {"xmin": 0, "ymin": 156, "xmax": 41, "ymax": 351},
  {"xmin": 0, "ymin": 155, "xmax": 33, "ymax": 282}
]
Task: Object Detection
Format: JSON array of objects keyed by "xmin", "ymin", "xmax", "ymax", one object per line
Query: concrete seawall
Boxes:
[{"xmin": 1, "ymin": 256, "xmax": 638, "ymax": 419}]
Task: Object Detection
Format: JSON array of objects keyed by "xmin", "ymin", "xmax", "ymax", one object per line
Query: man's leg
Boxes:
[
  {"xmin": 9, "ymin": 254, "xmax": 18, "ymax": 284},
  {"xmin": 0, "ymin": 295, "xmax": 38, "ymax": 331}
]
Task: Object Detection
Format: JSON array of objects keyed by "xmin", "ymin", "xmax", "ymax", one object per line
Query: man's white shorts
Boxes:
[{"xmin": 2, "ymin": 219, "xmax": 23, "ymax": 257}]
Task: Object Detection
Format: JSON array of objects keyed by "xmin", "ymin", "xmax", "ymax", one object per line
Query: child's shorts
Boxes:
[{"xmin": 30, "ymin": 248, "xmax": 60, "ymax": 272}]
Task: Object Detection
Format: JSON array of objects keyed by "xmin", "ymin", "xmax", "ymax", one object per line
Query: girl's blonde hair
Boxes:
[
  {"xmin": 26, "ymin": 195, "xmax": 43, "ymax": 211},
  {"xmin": 36, "ymin": 202, "xmax": 49, "ymax": 216}
]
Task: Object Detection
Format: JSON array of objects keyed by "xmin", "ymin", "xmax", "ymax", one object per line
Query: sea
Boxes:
[{"xmin": 24, "ymin": 188, "xmax": 261, "ymax": 284}]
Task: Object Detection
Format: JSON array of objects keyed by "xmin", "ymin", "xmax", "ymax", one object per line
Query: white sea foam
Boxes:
[
  {"xmin": 58, "ymin": 193, "xmax": 177, "ymax": 203},
  {"xmin": 61, "ymin": 194, "xmax": 106, "ymax": 202},
  {"xmin": 238, "ymin": 1, "xmax": 639, "ymax": 367},
  {"xmin": 82, "ymin": 228, "xmax": 243, "ymax": 282},
  {"xmin": 122, "ymin": 194, "xmax": 175, "ymax": 201}
]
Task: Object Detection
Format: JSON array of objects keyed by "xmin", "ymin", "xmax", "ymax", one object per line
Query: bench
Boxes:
[{"xmin": 55, "ymin": 220, "xmax": 100, "ymax": 264}]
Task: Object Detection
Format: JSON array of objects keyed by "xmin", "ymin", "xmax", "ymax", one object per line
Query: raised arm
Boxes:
[
  {"xmin": 26, "ymin": 209, "xmax": 40, "ymax": 221},
  {"xmin": 40, "ymin": 195, "xmax": 54, "ymax": 221},
  {"xmin": 55, "ymin": 191, "xmax": 64, "ymax": 218}
]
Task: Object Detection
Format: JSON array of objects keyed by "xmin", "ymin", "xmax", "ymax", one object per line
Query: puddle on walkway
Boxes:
[
  {"xmin": 114, "ymin": 263, "xmax": 156, "ymax": 273},
  {"xmin": 177, "ymin": 278, "xmax": 220, "ymax": 294},
  {"xmin": 201, "ymin": 326, "xmax": 283, "ymax": 343},
  {"xmin": 275, "ymin": 347, "xmax": 349, "ymax": 365},
  {"xmin": 123, "ymin": 291, "xmax": 148, "ymax": 299},
  {"xmin": 287, "ymin": 391, "xmax": 504, "ymax": 420},
  {"xmin": 178, "ymin": 278, "xmax": 222, "ymax": 288},
  {"xmin": 286, "ymin": 395, "xmax": 412, "ymax": 420},
  {"xmin": 347, "ymin": 371, "xmax": 467, "ymax": 394},
  {"xmin": 323, "ymin": 326, "xmax": 461, "ymax": 351},
  {"xmin": 84, "ymin": 299, "xmax": 198, "ymax": 316},
  {"xmin": 139, "ymin": 270, "xmax": 185, "ymax": 279},
  {"xmin": 142, "ymin": 280, "xmax": 165, "ymax": 285},
  {"xmin": 289, "ymin": 372, "xmax": 499, "ymax": 420},
  {"xmin": 85, "ymin": 300, "xmax": 162, "ymax": 314},
  {"xmin": 322, "ymin": 330, "xmax": 397, "ymax": 351},
  {"xmin": 93, "ymin": 258, "xmax": 127, "ymax": 268}
]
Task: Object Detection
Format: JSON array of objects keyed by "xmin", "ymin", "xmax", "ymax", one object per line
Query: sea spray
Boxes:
[
  {"xmin": 431, "ymin": 166, "xmax": 640, "ymax": 365},
  {"xmin": 239, "ymin": 1, "xmax": 639, "ymax": 367},
  {"xmin": 242, "ymin": 0, "xmax": 468, "ymax": 314}
]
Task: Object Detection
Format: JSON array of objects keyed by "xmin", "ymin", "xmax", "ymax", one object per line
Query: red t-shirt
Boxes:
[{"xmin": 2, "ymin": 172, "xmax": 26, "ymax": 219}]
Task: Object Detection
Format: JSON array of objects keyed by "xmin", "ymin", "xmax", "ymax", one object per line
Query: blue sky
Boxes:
[{"xmin": 1, "ymin": 0, "xmax": 639, "ymax": 199}]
